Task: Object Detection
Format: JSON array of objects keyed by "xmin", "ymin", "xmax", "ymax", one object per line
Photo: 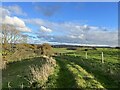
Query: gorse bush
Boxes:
[{"xmin": 1, "ymin": 42, "xmax": 54, "ymax": 69}]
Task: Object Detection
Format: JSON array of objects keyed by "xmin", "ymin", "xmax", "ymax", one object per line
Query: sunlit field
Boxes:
[
  {"xmin": 2, "ymin": 47, "xmax": 120, "ymax": 89},
  {"xmin": 1, "ymin": 2, "xmax": 119, "ymax": 89}
]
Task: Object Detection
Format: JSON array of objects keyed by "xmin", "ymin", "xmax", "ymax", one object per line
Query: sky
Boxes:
[{"xmin": 1, "ymin": 2, "xmax": 118, "ymax": 46}]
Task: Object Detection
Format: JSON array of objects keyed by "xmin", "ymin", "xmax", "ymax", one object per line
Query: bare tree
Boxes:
[
  {"xmin": 2, "ymin": 24, "xmax": 22, "ymax": 51},
  {"xmin": 2, "ymin": 24, "xmax": 25, "ymax": 64}
]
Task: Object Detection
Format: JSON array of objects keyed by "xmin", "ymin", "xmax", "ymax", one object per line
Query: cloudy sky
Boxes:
[{"xmin": 1, "ymin": 2, "xmax": 118, "ymax": 46}]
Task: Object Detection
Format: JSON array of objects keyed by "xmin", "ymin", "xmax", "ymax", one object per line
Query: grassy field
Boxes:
[
  {"xmin": 46, "ymin": 56, "xmax": 104, "ymax": 88},
  {"xmin": 53, "ymin": 48, "xmax": 75, "ymax": 54},
  {"xmin": 2, "ymin": 47, "xmax": 120, "ymax": 89},
  {"xmin": 47, "ymin": 47, "xmax": 120, "ymax": 88}
]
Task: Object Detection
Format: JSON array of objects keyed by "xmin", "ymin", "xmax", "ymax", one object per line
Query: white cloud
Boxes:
[
  {"xmin": 17, "ymin": 27, "xmax": 31, "ymax": 32},
  {"xmin": 0, "ymin": 5, "xmax": 118, "ymax": 46},
  {"xmin": 0, "ymin": 7, "xmax": 10, "ymax": 24},
  {"xmin": 69, "ymin": 35, "xmax": 77, "ymax": 39},
  {"xmin": 6, "ymin": 5, "xmax": 27, "ymax": 16},
  {"xmin": 4, "ymin": 16, "xmax": 25, "ymax": 27},
  {"xmin": 0, "ymin": 7, "xmax": 10, "ymax": 16},
  {"xmin": 40, "ymin": 26, "xmax": 52, "ymax": 32},
  {"xmin": 69, "ymin": 34, "xmax": 84, "ymax": 39},
  {"xmin": 78, "ymin": 34, "xmax": 84, "ymax": 39},
  {"xmin": 1, "ymin": 5, "xmax": 27, "ymax": 16},
  {"xmin": 3, "ymin": 16, "xmax": 31, "ymax": 32},
  {"xmin": 24, "ymin": 18, "xmax": 118, "ymax": 46},
  {"xmin": 0, "ymin": 6, "xmax": 31, "ymax": 32}
]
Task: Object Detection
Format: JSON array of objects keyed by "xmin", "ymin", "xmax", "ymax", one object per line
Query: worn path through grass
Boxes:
[
  {"xmin": 46, "ymin": 56, "xmax": 104, "ymax": 88},
  {"xmin": 46, "ymin": 56, "xmax": 78, "ymax": 88}
]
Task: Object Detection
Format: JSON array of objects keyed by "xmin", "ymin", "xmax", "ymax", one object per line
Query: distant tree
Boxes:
[
  {"xmin": 92, "ymin": 47, "xmax": 97, "ymax": 50},
  {"xmin": 85, "ymin": 49, "xmax": 88, "ymax": 51}
]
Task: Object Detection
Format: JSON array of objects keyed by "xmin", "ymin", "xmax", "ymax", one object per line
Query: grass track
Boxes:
[
  {"xmin": 46, "ymin": 56, "xmax": 105, "ymax": 88},
  {"xmin": 62, "ymin": 55, "xmax": 120, "ymax": 88},
  {"xmin": 46, "ymin": 56, "xmax": 78, "ymax": 88}
]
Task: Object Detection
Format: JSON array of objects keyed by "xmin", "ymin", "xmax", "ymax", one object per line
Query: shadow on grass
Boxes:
[
  {"xmin": 55, "ymin": 57, "xmax": 78, "ymax": 88},
  {"xmin": 61, "ymin": 55, "xmax": 119, "ymax": 89},
  {"xmin": 2, "ymin": 57, "xmax": 46, "ymax": 88},
  {"xmin": 46, "ymin": 56, "xmax": 78, "ymax": 88}
]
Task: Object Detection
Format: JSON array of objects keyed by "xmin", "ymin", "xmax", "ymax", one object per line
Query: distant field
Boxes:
[
  {"xmin": 53, "ymin": 48, "xmax": 75, "ymax": 53},
  {"xmin": 50, "ymin": 47, "xmax": 120, "ymax": 88},
  {"xmin": 53, "ymin": 47, "xmax": 119, "ymax": 63},
  {"xmin": 2, "ymin": 47, "xmax": 120, "ymax": 89}
]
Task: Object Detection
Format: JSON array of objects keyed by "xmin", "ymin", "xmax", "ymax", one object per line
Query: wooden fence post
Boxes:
[
  {"xmin": 85, "ymin": 51, "xmax": 87, "ymax": 59},
  {"xmin": 101, "ymin": 52, "xmax": 104, "ymax": 63},
  {"xmin": 74, "ymin": 53, "xmax": 76, "ymax": 57}
]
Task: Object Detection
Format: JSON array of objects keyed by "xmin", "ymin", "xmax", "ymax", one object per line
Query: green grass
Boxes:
[
  {"xmin": 46, "ymin": 47, "xmax": 120, "ymax": 88},
  {"xmin": 2, "ymin": 47, "xmax": 120, "ymax": 89},
  {"xmin": 71, "ymin": 48, "xmax": 119, "ymax": 63},
  {"xmin": 53, "ymin": 48, "xmax": 75, "ymax": 53},
  {"xmin": 46, "ymin": 57, "xmax": 78, "ymax": 88},
  {"xmin": 46, "ymin": 56, "xmax": 105, "ymax": 88},
  {"xmin": 62, "ymin": 55, "xmax": 120, "ymax": 88},
  {"xmin": 2, "ymin": 57, "xmax": 46, "ymax": 88}
]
